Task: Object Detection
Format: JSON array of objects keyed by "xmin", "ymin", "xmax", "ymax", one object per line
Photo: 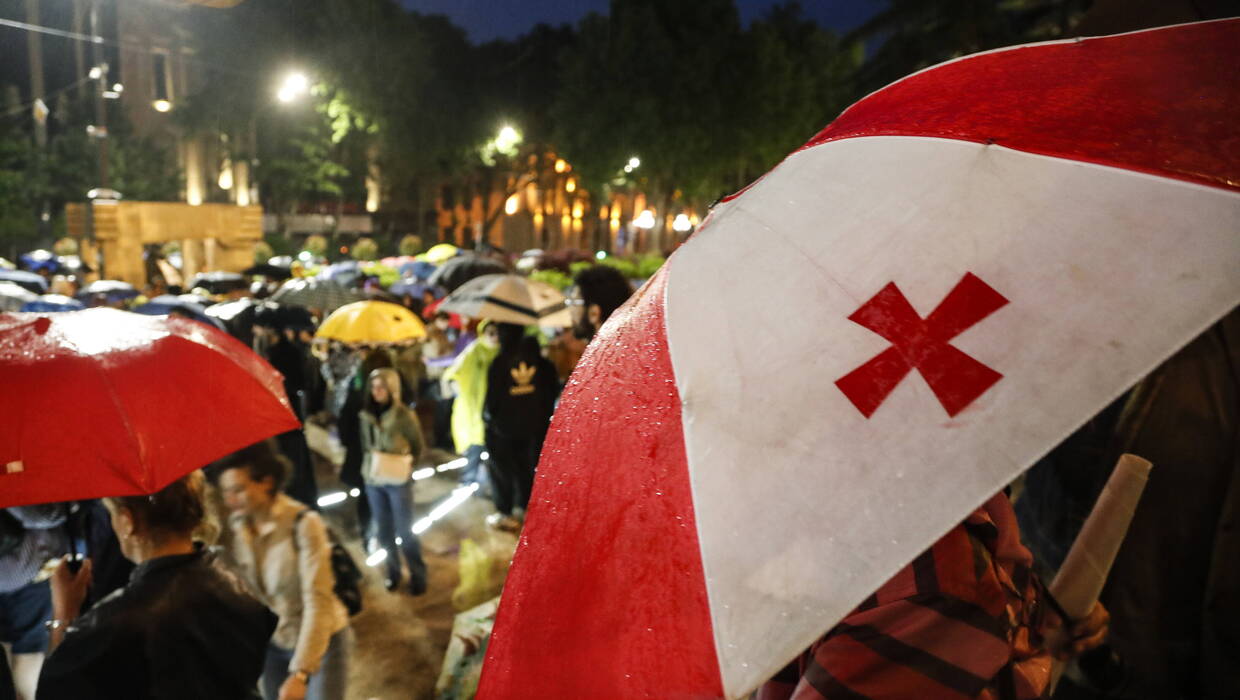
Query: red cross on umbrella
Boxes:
[{"xmin": 479, "ymin": 20, "xmax": 1240, "ymax": 700}]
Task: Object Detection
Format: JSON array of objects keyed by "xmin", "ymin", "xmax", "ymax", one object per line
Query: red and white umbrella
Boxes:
[{"xmin": 479, "ymin": 20, "xmax": 1240, "ymax": 699}]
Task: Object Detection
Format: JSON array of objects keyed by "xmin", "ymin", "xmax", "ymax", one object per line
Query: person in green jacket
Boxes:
[{"xmin": 443, "ymin": 321, "xmax": 499, "ymax": 486}]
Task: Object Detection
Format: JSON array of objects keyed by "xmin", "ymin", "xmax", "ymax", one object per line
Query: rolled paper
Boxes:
[
  {"xmin": 1046, "ymin": 453, "xmax": 1152, "ymax": 689},
  {"xmin": 1049, "ymin": 453, "xmax": 1152, "ymax": 619}
]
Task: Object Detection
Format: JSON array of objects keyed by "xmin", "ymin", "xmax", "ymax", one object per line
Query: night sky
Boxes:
[{"xmin": 398, "ymin": 0, "xmax": 882, "ymax": 42}]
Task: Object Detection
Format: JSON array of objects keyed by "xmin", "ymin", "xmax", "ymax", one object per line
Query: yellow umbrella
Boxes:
[
  {"xmin": 315, "ymin": 300, "xmax": 426, "ymax": 344},
  {"xmin": 425, "ymin": 243, "xmax": 460, "ymax": 264}
]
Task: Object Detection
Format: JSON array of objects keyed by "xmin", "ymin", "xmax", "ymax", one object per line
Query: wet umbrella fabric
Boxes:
[
  {"xmin": 0, "ymin": 282, "xmax": 37, "ymax": 312},
  {"xmin": 131, "ymin": 295, "xmax": 224, "ymax": 330},
  {"xmin": 77, "ymin": 280, "xmax": 139, "ymax": 302},
  {"xmin": 270, "ymin": 278, "xmax": 362, "ymax": 313},
  {"xmin": 0, "ymin": 270, "xmax": 48, "ymax": 295},
  {"xmin": 20, "ymin": 295, "xmax": 84, "ymax": 312},
  {"xmin": 427, "ymin": 256, "xmax": 506, "ymax": 293},
  {"xmin": 315, "ymin": 300, "xmax": 426, "ymax": 345},
  {"xmin": 18, "ymin": 250, "xmax": 64, "ymax": 274},
  {"xmin": 241, "ymin": 263, "xmax": 293, "ymax": 280},
  {"xmin": 186, "ymin": 271, "xmax": 247, "ymax": 296},
  {"xmin": 0, "ymin": 309, "xmax": 300, "ymax": 508},
  {"xmin": 478, "ymin": 20, "xmax": 1240, "ymax": 699},
  {"xmin": 439, "ymin": 274, "xmax": 570, "ymax": 327}
]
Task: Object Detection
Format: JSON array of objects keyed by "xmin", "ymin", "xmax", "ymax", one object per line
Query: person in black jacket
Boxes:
[
  {"xmin": 483, "ymin": 323, "xmax": 559, "ymax": 531},
  {"xmin": 37, "ymin": 472, "xmax": 276, "ymax": 700}
]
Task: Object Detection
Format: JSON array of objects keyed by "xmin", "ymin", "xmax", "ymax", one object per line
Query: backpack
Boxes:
[
  {"xmin": 293, "ymin": 509, "xmax": 364, "ymax": 616},
  {"xmin": 0, "ymin": 510, "xmax": 25, "ymax": 558}
]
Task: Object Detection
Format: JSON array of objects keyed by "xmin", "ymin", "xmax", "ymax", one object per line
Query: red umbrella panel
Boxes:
[
  {"xmin": 0, "ymin": 309, "xmax": 300, "ymax": 508},
  {"xmin": 479, "ymin": 20, "xmax": 1240, "ymax": 699}
]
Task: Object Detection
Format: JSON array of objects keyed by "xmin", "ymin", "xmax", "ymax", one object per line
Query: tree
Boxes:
[{"xmin": 846, "ymin": 0, "xmax": 1090, "ymax": 96}]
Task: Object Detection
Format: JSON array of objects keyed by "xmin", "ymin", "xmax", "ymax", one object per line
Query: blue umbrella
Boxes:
[
  {"xmin": 398, "ymin": 260, "xmax": 437, "ymax": 281},
  {"xmin": 0, "ymin": 269, "xmax": 49, "ymax": 294},
  {"xmin": 18, "ymin": 250, "xmax": 65, "ymax": 274},
  {"xmin": 318, "ymin": 261, "xmax": 362, "ymax": 285},
  {"xmin": 388, "ymin": 279, "xmax": 434, "ymax": 299},
  {"xmin": 21, "ymin": 295, "xmax": 85, "ymax": 312},
  {"xmin": 131, "ymin": 295, "xmax": 224, "ymax": 330},
  {"xmin": 78, "ymin": 279, "xmax": 139, "ymax": 303}
]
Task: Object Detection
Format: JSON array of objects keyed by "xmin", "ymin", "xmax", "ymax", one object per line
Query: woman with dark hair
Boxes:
[
  {"xmin": 36, "ymin": 472, "xmax": 276, "ymax": 699},
  {"xmin": 212, "ymin": 441, "xmax": 351, "ymax": 700}
]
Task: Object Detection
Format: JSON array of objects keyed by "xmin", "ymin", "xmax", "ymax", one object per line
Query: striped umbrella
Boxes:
[
  {"xmin": 439, "ymin": 274, "xmax": 570, "ymax": 327},
  {"xmin": 270, "ymin": 278, "xmax": 363, "ymax": 313},
  {"xmin": 478, "ymin": 20, "xmax": 1240, "ymax": 699}
]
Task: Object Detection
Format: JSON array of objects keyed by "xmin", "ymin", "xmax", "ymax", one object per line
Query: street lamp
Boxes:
[
  {"xmin": 633, "ymin": 209, "xmax": 656, "ymax": 229},
  {"xmin": 277, "ymin": 71, "xmax": 310, "ymax": 103},
  {"xmin": 672, "ymin": 213, "xmax": 692, "ymax": 233}
]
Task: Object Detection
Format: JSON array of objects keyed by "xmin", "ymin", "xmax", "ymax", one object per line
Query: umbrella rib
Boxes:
[{"xmin": 87, "ymin": 352, "xmax": 151, "ymax": 495}]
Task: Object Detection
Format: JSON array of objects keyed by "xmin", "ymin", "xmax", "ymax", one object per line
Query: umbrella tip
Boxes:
[{"xmin": 34, "ymin": 317, "xmax": 51, "ymax": 335}]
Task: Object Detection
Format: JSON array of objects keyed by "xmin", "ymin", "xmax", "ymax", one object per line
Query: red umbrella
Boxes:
[
  {"xmin": 0, "ymin": 309, "xmax": 300, "ymax": 508},
  {"xmin": 478, "ymin": 20, "xmax": 1240, "ymax": 699}
]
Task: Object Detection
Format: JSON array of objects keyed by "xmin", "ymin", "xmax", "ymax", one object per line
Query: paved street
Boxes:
[{"xmin": 306, "ymin": 424, "xmax": 518, "ymax": 700}]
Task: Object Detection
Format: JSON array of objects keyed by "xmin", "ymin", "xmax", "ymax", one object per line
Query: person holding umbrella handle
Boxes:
[{"xmin": 36, "ymin": 473, "xmax": 277, "ymax": 699}]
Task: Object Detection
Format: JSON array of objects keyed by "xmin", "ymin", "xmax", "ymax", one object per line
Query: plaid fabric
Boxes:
[{"xmin": 758, "ymin": 493, "xmax": 1058, "ymax": 700}]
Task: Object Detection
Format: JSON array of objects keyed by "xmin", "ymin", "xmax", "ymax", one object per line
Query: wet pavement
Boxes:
[{"xmin": 305, "ymin": 423, "xmax": 518, "ymax": 700}]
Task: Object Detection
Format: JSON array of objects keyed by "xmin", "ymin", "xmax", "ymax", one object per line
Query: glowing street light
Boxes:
[
  {"xmin": 672, "ymin": 214, "xmax": 693, "ymax": 233},
  {"xmin": 496, "ymin": 124, "xmax": 522, "ymax": 151},
  {"xmin": 628, "ymin": 156, "xmax": 641, "ymax": 169},
  {"xmin": 152, "ymin": 99, "xmax": 172, "ymax": 113},
  {"xmin": 504, "ymin": 194, "xmax": 520, "ymax": 215},
  {"xmin": 277, "ymin": 71, "xmax": 310, "ymax": 103},
  {"xmin": 633, "ymin": 209, "xmax": 656, "ymax": 230}
]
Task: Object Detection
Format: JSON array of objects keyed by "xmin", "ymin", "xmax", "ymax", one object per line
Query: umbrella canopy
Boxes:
[
  {"xmin": 478, "ymin": 20, "xmax": 1240, "ymax": 699},
  {"xmin": 440, "ymin": 274, "xmax": 570, "ymax": 327},
  {"xmin": 315, "ymin": 300, "xmax": 426, "ymax": 345},
  {"xmin": 398, "ymin": 260, "xmax": 437, "ymax": 281},
  {"xmin": 427, "ymin": 255, "xmax": 507, "ymax": 293},
  {"xmin": 20, "ymin": 295, "xmax": 84, "ymax": 312},
  {"xmin": 425, "ymin": 243, "xmax": 460, "ymax": 264},
  {"xmin": 130, "ymin": 295, "xmax": 223, "ymax": 330},
  {"xmin": 241, "ymin": 262, "xmax": 293, "ymax": 280},
  {"xmin": 388, "ymin": 279, "xmax": 434, "ymax": 299},
  {"xmin": 270, "ymin": 277, "xmax": 363, "ymax": 313},
  {"xmin": 0, "ymin": 281, "xmax": 38, "ymax": 312},
  {"xmin": 18, "ymin": 249, "xmax": 64, "ymax": 274},
  {"xmin": 78, "ymin": 279, "xmax": 139, "ymax": 302},
  {"xmin": 0, "ymin": 309, "xmax": 299, "ymax": 507},
  {"xmin": 186, "ymin": 271, "xmax": 247, "ymax": 296},
  {"xmin": 0, "ymin": 269, "xmax": 48, "ymax": 294}
]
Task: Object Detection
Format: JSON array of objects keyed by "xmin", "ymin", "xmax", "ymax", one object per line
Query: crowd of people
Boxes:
[
  {"xmin": 0, "ymin": 256, "xmax": 636, "ymax": 700},
  {"xmin": 4, "ymin": 245, "xmax": 1234, "ymax": 700}
]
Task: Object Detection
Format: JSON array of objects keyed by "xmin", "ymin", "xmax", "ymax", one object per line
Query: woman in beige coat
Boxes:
[{"xmin": 213, "ymin": 441, "xmax": 351, "ymax": 700}]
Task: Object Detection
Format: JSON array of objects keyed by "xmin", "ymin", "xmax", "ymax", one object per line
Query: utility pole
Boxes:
[
  {"xmin": 89, "ymin": 0, "xmax": 109, "ymax": 190},
  {"xmin": 25, "ymin": 0, "xmax": 46, "ymax": 149}
]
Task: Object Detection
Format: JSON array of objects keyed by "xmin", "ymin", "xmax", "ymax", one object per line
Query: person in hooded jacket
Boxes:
[
  {"xmin": 443, "ymin": 321, "xmax": 500, "ymax": 487},
  {"xmin": 360, "ymin": 368, "xmax": 429, "ymax": 595},
  {"xmin": 483, "ymin": 323, "xmax": 559, "ymax": 530},
  {"xmin": 36, "ymin": 472, "xmax": 276, "ymax": 700}
]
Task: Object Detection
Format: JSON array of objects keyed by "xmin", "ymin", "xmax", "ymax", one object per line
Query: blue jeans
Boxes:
[
  {"xmin": 365, "ymin": 483, "xmax": 428, "ymax": 593},
  {"xmin": 261, "ymin": 627, "xmax": 351, "ymax": 700},
  {"xmin": 0, "ymin": 579, "xmax": 50, "ymax": 653}
]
